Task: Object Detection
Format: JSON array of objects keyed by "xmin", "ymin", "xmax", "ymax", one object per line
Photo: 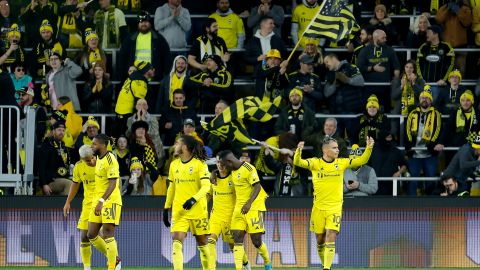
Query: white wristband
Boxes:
[{"xmin": 99, "ymin": 198, "xmax": 105, "ymax": 203}]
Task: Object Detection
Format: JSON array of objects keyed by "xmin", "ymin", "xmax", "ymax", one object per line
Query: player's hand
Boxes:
[
  {"xmin": 279, "ymin": 148, "xmax": 294, "ymax": 157},
  {"xmin": 94, "ymin": 201, "xmax": 103, "ymax": 216},
  {"xmin": 297, "ymin": 141, "xmax": 305, "ymax": 151},
  {"xmin": 42, "ymin": 185, "xmax": 52, "ymax": 195},
  {"xmin": 241, "ymin": 203, "xmax": 251, "ymax": 214},
  {"xmin": 63, "ymin": 203, "xmax": 70, "ymax": 217},
  {"xmin": 163, "ymin": 209, "xmax": 171, "ymax": 227},
  {"xmin": 366, "ymin": 136, "xmax": 375, "ymax": 148},
  {"xmin": 182, "ymin": 197, "xmax": 197, "ymax": 210},
  {"xmin": 210, "ymin": 170, "xmax": 218, "ymax": 185}
]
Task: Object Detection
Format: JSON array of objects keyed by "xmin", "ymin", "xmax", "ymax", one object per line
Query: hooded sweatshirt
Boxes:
[{"xmin": 58, "ymin": 101, "xmax": 83, "ymax": 147}]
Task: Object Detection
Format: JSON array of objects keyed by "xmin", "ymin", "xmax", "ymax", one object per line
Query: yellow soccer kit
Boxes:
[
  {"xmin": 210, "ymin": 173, "xmax": 235, "ymax": 243},
  {"xmin": 89, "ymin": 152, "xmax": 122, "ymax": 225},
  {"xmin": 230, "ymin": 162, "xmax": 268, "ymax": 234},
  {"xmin": 292, "ymin": 4, "xmax": 320, "ymax": 48},
  {"xmin": 72, "ymin": 160, "xmax": 96, "ymax": 230},
  {"xmin": 209, "ymin": 13, "xmax": 245, "ymax": 49},
  {"xmin": 294, "ymin": 146, "xmax": 372, "ymax": 233},
  {"xmin": 165, "ymin": 157, "xmax": 211, "ymax": 235}
]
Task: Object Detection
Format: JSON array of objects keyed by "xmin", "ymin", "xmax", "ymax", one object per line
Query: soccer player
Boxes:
[
  {"xmin": 88, "ymin": 134, "xmax": 122, "ymax": 270},
  {"xmin": 163, "ymin": 135, "xmax": 212, "ymax": 270},
  {"xmin": 218, "ymin": 150, "xmax": 271, "ymax": 270},
  {"xmin": 208, "ymin": 156, "xmax": 251, "ymax": 270},
  {"xmin": 293, "ymin": 136, "xmax": 375, "ymax": 270},
  {"xmin": 63, "ymin": 145, "xmax": 102, "ymax": 270}
]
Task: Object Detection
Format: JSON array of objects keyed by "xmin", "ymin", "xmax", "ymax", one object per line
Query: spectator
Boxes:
[
  {"xmin": 406, "ymin": 14, "xmax": 431, "ymax": 48},
  {"xmin": 239, "ymin": 147, "xmax": 252, "ymax": 163},
  {"xmin": 473, "ymin": 4, "xmax": 480, "ymax": 46},
  {"xmin": 291, "ymin": 0, "xmax": 320, "ymax": 48},
  {"xmin": 156, "ymin": 55, "xmax": 189, "ymax": 113},
  {"xmin": 0, "ymin": 24, "xmax": 24, "ymax": 72},
  {"xmin": 357, "ymin": 29, "xmax": 400, "ymax": 112},
  {"xmin": 288, "ymin": 54, "xmax": 322, "ymax": 112},
  {"xmin": 405, "ymin": 90, "xmax": 443, "ymax": 196},
  {"xmin": 296, "ymin": 38, "xmax": 325, "ymax": 77},
  {"xmin": 57, "ymin": 96, "xmax": 83, "ymax": 148},
  {"xmin": 126, "ymin": 98, "xmax": 164, "ymax": 163},
  {"xmin": 392, "ymin": 59, "xmax": 426, "ymax": 117},
  {"xmin": 188, "ymin": 18, "xmax": 229, "ymax": 72},
  {"xmin": 114, "ymin": 60, "xmax": 155, "ymax": 137},
  {"xmin": 17, "ymin": 84, "xmax": 48, "ymax": 144},
  {"xmin": 45, "ymin": 51, "xmax": 82, "ymax": 111},
  {"xmin": 81, "ymin": 61, "xmax": 113, "ymax": 113},
  {"xmin": 46, "ymin": 110, "xmax": 77, "ymax": 149},
  {"xmin": 179, "ymin": 118, "xmax": 204, "ymax": 144},
  {"xmin": 31, "ymin": 19, "xmax": 65, "ymax": 79},
  {"xmin": 304, "ymin": 117, "xmax": 348, "ymax": 158},
  {"xmin": 159, "ymin": 89, "xmax": 197, "ymax": 146},
  {"xmin": 119, "ymin": 10, "xmax": 171, "ymax": 81},
  {"xmin": 369, "ymin": 4, "xmax": 398, "ymax": 46},
  {"xmin": 253, "ymin": 49, "xmax": 289, "ymax": 103},
  {"xmin": 343, "ymin": 144, "xmax": 378, "ymax": 196},
  {"xmin": 154, "ymin": 0, "xmax": 191, "ymax": 49},
  {"xmin": 117, "ymin": 0, "xmax": 140, "ymax": 13},
  {"xmin": 93, "ymin": 0, "xmax": 127, "ymax": 49},
  {"xmin": 368, "ymin": 130, "xmax": 408, "ymax": 195},
  {"xmin": 355, "ymin": 95, "xmax": 390, "ymax": 146},
  {"xmin": 350, "ymin": 26, "xmax": 373, "ymax": 65},
  {"xmin": 186, "ymin": 54, "xmax": 233, "ymax": 113},
  {"xmin": 76, "ymin": 28, "xmax": 108, "ymax": 80},
  {"xmin": 57, "ymin": 0, "xmax": 87, "ymax": 48},
  {"xmin": 0, "ymin": 0, "xmax": 13, "ymax": 42},
  {"xmin": 209, "ymin": 0, "xmax": 245, "ymax": 50},
  {"xmin": 9, "ymin": 62, "xmax": 32, "ymax": 104},
  {"xmin": 122, "ymin": 157, "xmax": 155, "ymax": 196},
  {"xmin": 74, "ymin": 115, "xmax": 99, "ymax": 151},
  {"xmin": 274, "ymin": 87, "xmax": 317, "ymax": 141},
  {"xmin": 38, "ymin": 121, "xmax": 72, "ymax": 195},
  {"xmin": 439, "ymin": 175, "xmax": 469, "ymax": 197},
  {"xmin": 129, "ymin": 120, "xmax": 159, "ymax": 177},
  {"xmin": 247, "ymin": 0, "xmax": 284, "ymax": 37},
  {"xmin": 244, "ymin": 15, "xmax": 286, "ymax": 67},
  {"xmin": 113, "ymin": 135, "xmax": 131, "ymax": 184},
  {"xmin": 20, "ymin": 0, "xmax": 58, "ymax": 45},
  {"xmin": 435, "ymin": 69, "xmax": 467, "ymax": 114}
]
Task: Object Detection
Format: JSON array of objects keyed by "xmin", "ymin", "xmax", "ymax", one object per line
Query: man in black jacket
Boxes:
[
  {"xmin": 253, "ymin": 49, "xmax": 289, "ymax": 103},
  {"xmin": 38, "ymin": 121, "xmax": 72, "ymax": 195},
  {"xmin": 288, "ymin": 54, "xmax": 322, "ymax": 111}
]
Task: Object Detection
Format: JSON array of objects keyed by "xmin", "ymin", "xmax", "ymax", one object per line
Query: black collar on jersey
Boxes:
[
  {"xmin": 218, "ymin": 172, "xmax": 232, "ymax": 179},
  {"xmin": 98, "ymin": 150, "xmax": 111, "ymax": 160},
  {"xmin": 321, "ymin": 157, "xmax": 334, "ymax": 163},
  {"xmin": 181, "ymin": 155, "xmax": 194, "ymax": 164}
]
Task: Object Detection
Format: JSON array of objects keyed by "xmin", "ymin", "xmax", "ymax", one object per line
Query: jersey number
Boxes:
[
  {"xmin": 250, "ymin": 212, "xmax": 264, "ymax": 228},
  {"xmin": 332, "ymin": 214, "xmax": 341, "ymax": 226},
  {"xmin": 103, "ymin": 205, "xmax": 115, "ymax": 220},
  {"xmin": 195, "ymin": 218, "xmax": 208, "ymax": 230}
]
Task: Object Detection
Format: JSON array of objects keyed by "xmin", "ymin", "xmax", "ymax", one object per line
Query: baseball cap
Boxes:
[
  {"xmin": 299, "ymin": 54, "xmax": 315, "ymax": 64},
  {"xmin": 184, "ymin": 118, "xmax": 195, "ymax": 127}
]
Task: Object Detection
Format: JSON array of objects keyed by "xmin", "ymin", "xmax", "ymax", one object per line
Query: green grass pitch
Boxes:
[{"xmin": 3, "ymin": 268, "xmax": 480, "ymax": 270}]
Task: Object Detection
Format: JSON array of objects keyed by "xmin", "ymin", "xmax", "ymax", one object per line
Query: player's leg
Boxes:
[
  {"xmin": 322, "ymin": 210, "xmax": 341, "ymax": 270},
  {"xmin": 208, "ymin": 233, "xmax": 219, "ymax": 270},
  {"xmin": 80, "ymin": 230, "xmax": 93, "ymax": 270},
  {"xmin": 231, "ymin": 229, "xmax": 247, "ymax": 270},
  {"xmin": 310, "ymin": 207, "xmax": 327, "ymax": 267},
  {"xmin": 88, "ymin": 222, "xmax": 108, "ymax": 255},
  {"xmin": 245, "ymin": 211, "xmax": 270, "ymax": 269},
  {"xmin": 192, "ymin": 217, "xmax": 210, "ymax": 270},
  {"xmin": 101, "ymin": 203, "xmax": 122, "ymax": 270},
  {"xmin": 171, "ymin": 231, "xmax": 187, "ymax": 270},
  {"xmin": 315, "ymin": 233, "xmax": 326, "ymax": 267}
]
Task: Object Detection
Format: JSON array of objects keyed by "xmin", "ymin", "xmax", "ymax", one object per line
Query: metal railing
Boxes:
[{"xmin": 0, "ymin": 106, "xmax": 22, "ymax": 190}]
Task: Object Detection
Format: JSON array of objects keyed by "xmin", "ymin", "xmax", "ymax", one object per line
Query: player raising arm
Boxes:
[
  {"xmin": 163, "ymin": 135, "xmax": 212, "ymax": 270},
  {"xmin": 293, "ymin": 136, "xmax": 374, "ymax": 270}
]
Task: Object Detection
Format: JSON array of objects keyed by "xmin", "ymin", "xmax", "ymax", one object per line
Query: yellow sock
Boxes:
[
  {"xmin": 256, "ymin": 242, "xmax": 271, "ymax": 264},
  {"xmin": 172, "ymin": 240, "xmax": 183, "ymax": 270},
  {"xmin": 80, "ymin": 241, "xmax": 92, "ymax": 267},
  {"xmin": 233, "ymin": 244, "xmax": 245, "ymax": 270},
  {"xmin": 198, "ymin": 244, "xmax": 210, "ymax": 270},
  {"xmin": 89, "ymin": 236, "xmax": 107, "ymax": 256},
  {"xmin": 242, "ymin": 251, "xmax": 248, "ymax": 265},
  {"xmin": 317, "ymin": 243, "xmax": 325, "ymax": 265},
  {"xmin": 104, "ymin": 237, "xmax": 118, "ymax": 270},
  {"xmin": 323, "ymin": 242, "xmax": 335, "ymax": 270},
  {"xmin": 208, "ymin": 238, "xmax": 217, "ymax": 270}
]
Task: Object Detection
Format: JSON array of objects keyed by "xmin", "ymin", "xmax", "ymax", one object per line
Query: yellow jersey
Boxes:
[
  {"xmin": 165, "ymin": 157, "xmax": 211, "ymax": 219},
  {"xmin": 208, "ymin": 13, "xmax": 245, "ymax": 49},
  {"xmin": 72, "ymin": 160, "xmax": 96, "ymax": 207},
  {"xmin": 115, "ymin": 77, "xmax": 148, "ymax": 115},
  {"xmin": 293, "ymin": 147, "xmax": 372, "ymax": 211},
  {"xmin": 231, "ymin": 162, "xmax": 268, "ymax": 212},
  {"xmin": 292, "ymin": 4, "xmax": 320, "ymax": 48},
  {"xmin": 210, "ymin": 173, "xmax": 235, "ymax": 220},
  {"xmin": 94, "ymin": 152, "xmax": 122, "ymax": 205}
]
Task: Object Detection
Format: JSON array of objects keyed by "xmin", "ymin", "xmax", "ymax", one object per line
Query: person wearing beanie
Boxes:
[
  {"xmin": 343, "ymin": 144, "xmax": 378, "ymax": 196},
  {"xmin": 31, "ymin": 19, "xmax": 65, "ymax": 79},
  {"xmin": 19, "ymin": 0, "xmax": 58, "ymax": 45},
  {"xmin": 93, "ymin": 0, "xmax": 127, "ymax": 49},
  {"xmin": 274, "ymin": 87, "xmax": 317, "ymax": 141},
  {"xmin": 57, "ymin": 0, "xmax": 88, "ymax": 49},
  {"xmin": 74, "ymin": 116, "xmax": 112, "ymax": 156},
  {"xmin": 77, "ymin": 28, "xmax": 108, "ymax": 80},
  {"xmin": 122, "ymin": 156, "xmax": 155, "ymax": 196},
  {"xmin": 119, "ymin": 9, "xmax": 171, "ymax": 82},
  {"xmin": 436, "ymin": 69, "xmax": 467, "ymax": 114},
  {"xmin": 356, "ymin": 95, "xmax": 390, "ymax": 147},
  {"xmin": 369, "ymin": 4, "xmax": 398, "ymax": 46},
  {"xmin": 0, "ymin": 23, "xmax": 25, "ymax": 72},
  {"xmin": 405, "ymin": 88, "xmax": 443, "ymax": 196}
]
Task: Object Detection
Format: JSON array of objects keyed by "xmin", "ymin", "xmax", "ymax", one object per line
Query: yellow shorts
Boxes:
[
  {"xmin": 209, "ymin": 215, "xmax": 234, "ymax": 243},
  {"xmin": 310, "ymin": 207, "xmax": 342, "ymax": 234},
  {"xmin": 77, "ymin": 203, "xmax": 92, "ymax": 230},
  {"xmin": 88, "ymin": 202, "xmax": 122, "ymax": 226},
  {"xmin": 171, "ymin": 214, "xmax": 210, "ymax": 235},
  {"xmin": 230, "ymin": 210, "xmax": 265, "ymax": 234}
]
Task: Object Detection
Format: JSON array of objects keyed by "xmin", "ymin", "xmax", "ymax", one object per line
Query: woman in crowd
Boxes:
[
  {"xmin": 406, "ymin": 14, "xmax": 431, "ymax": 48},
  {"xmin": 122, "ymin": 157, "xmax": 154, "ymax": 196},
  {"xmin": 369, "ymin": 4, "xmax": 398, "ymax": 45},
  {"xmin": 129, "ymin": 120, "xmax": 159, "ymax": 181},
  {"xmin": 76, "ymin": 28, "xmax": 108, "ymax": 80},
  {"xmin": 81, "ymin": 61, "xmax": 113, "ymax": 113}
]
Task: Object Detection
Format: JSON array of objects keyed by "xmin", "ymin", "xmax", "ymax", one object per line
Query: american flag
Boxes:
[{"xmin": 303, "ymin": 0, "xmax": 358, "ymax": 42}]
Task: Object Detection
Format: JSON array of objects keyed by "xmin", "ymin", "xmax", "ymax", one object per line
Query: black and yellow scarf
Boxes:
[
  {"xmin": 117, "ymin": 0, "xmax": 140, "ymax": 12},
  {"xmin": 456, "ymin": 108, "xmax": 476, "ymax": 132},
  {"xmin": 406, "ymin": 107, "xmax": 441, "ymax": 143},
  {"xmin": 94, "ymin": 5, "xmax": 118, "ymax": 47},
  {"xmin": 359, "ymin": 114, "xmax": 384, "ymax": 144},
  {"xmin": 401, "ymin": 79, "xmax": 416, "ymax": 116}
]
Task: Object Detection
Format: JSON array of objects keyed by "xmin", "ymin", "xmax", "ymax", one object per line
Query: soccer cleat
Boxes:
[
  {"xmin": 115, "ymin": 256, "xmax": 122, "ymax": 270},
  {"xmin": 242, "ymin": 260, "xmax": 251, "ymax": 270},
  {"xmin": 264, "ymin": 262, "xmax": 272, "ymax": 270}
]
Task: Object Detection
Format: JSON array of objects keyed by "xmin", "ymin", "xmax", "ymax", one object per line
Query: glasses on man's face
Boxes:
[
  {"xmin": 15, "ymin": 68, "xmax": 24, "ymax": 72},
  {"xmin": 19, "ymin": 92, "xmax": 27, "ymax": 97}
]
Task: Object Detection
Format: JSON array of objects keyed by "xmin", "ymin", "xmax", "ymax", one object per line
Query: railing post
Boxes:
[{"xmin": 393, "ymin": 178, "xmax": 398, "ymax": 196}]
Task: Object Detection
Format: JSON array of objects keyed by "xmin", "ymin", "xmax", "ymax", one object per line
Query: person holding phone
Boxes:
[{"xmin": 343, "ymin": 144, "xmax": 378, "ymax": 196}]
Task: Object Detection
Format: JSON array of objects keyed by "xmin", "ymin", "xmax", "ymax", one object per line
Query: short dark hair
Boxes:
[
  {"xmin": 203, "ymin": 18, "xmax": 217, "ymax": 35},
  {"xmin": 441, "ymin": 175, "xmax": 456, "ymax": 182},
  {"xmin": 218, "ymin": 150, "xmax": 233, "ymax": 160},
  {"xmin": 172, "ymin": 88, "xmax": 185, "ymax": 96},
  {"xmin": 260, "ymin": 15, "xmax": 274, "ymax": 24},
  {"xmin": 94, "ymin": 134, "xmax": 110, "ymax": 146}
]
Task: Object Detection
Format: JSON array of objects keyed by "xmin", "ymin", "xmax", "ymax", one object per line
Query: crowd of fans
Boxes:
[{"xmin": 2, "ymin": 0, "xmax": 480, "ymax": 197}]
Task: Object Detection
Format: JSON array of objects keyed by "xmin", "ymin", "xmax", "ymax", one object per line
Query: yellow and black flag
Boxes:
[
  {"xmin": 304, "ymin": 0, "xmax": 358, "ymax": 42},
  {"xmin": 201, "ymin": 96, "xmax": 282, "ymax": 144}
]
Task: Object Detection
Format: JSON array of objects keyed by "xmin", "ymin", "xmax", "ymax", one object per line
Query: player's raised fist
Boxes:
[
  {"xmin": 366, "ymin": 136, "xmax": 375, "ymax": 148},
  {"xmin": 297, "ymin": 141, "xmax": 305, "ymax": 150}
]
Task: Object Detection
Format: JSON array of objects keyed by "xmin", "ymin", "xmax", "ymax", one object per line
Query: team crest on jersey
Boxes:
[
  {"xmin": 334, "ymin": 164, "xmax": 339, "ymax": 170},
  {"xmin": 237, "ymin": 173, "xmax": 241, "ymax": 179},
  {"xmin": 189, "ymin": 167, "xmax": 193, "ymax": 174},
  {"xmin": 228, "ymin": 181, "xmax": 232, "ymax": 187}
]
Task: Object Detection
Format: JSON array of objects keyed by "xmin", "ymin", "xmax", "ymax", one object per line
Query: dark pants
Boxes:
[
  {"xmin": 407, "ymin": 155, "xmax": 438, "ymax": 196},
  {"xmin": 113, "ymin": 114, "xmax": 132, "ymax": 138}
]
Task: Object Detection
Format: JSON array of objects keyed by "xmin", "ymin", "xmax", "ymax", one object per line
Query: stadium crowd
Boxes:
[{"xmin": 2, "ymin": 0, "xmax": 480, "ymax": 197}]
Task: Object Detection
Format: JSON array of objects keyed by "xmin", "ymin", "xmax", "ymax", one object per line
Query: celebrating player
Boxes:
[
  {"xmin": 293, "ymin": 136, "xmax": 374, "ymax": 270},
  {"xmin": 208, "ymin": 155, "xmax": 251, "ymax": 270},
  {"xmin": 63, "ymin": 145, "xmax": 102, "ymax": 270},
  {"xmin": 88, "ymin": 134, "xmax": 122, "ymax": 270},
  {"xmin": 163, "ymin": 135, "xmax": 212, "ymax": 270},
  {"xmin": 218, "ymin": 150, "xmax": 271, "ymax": 270}
]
